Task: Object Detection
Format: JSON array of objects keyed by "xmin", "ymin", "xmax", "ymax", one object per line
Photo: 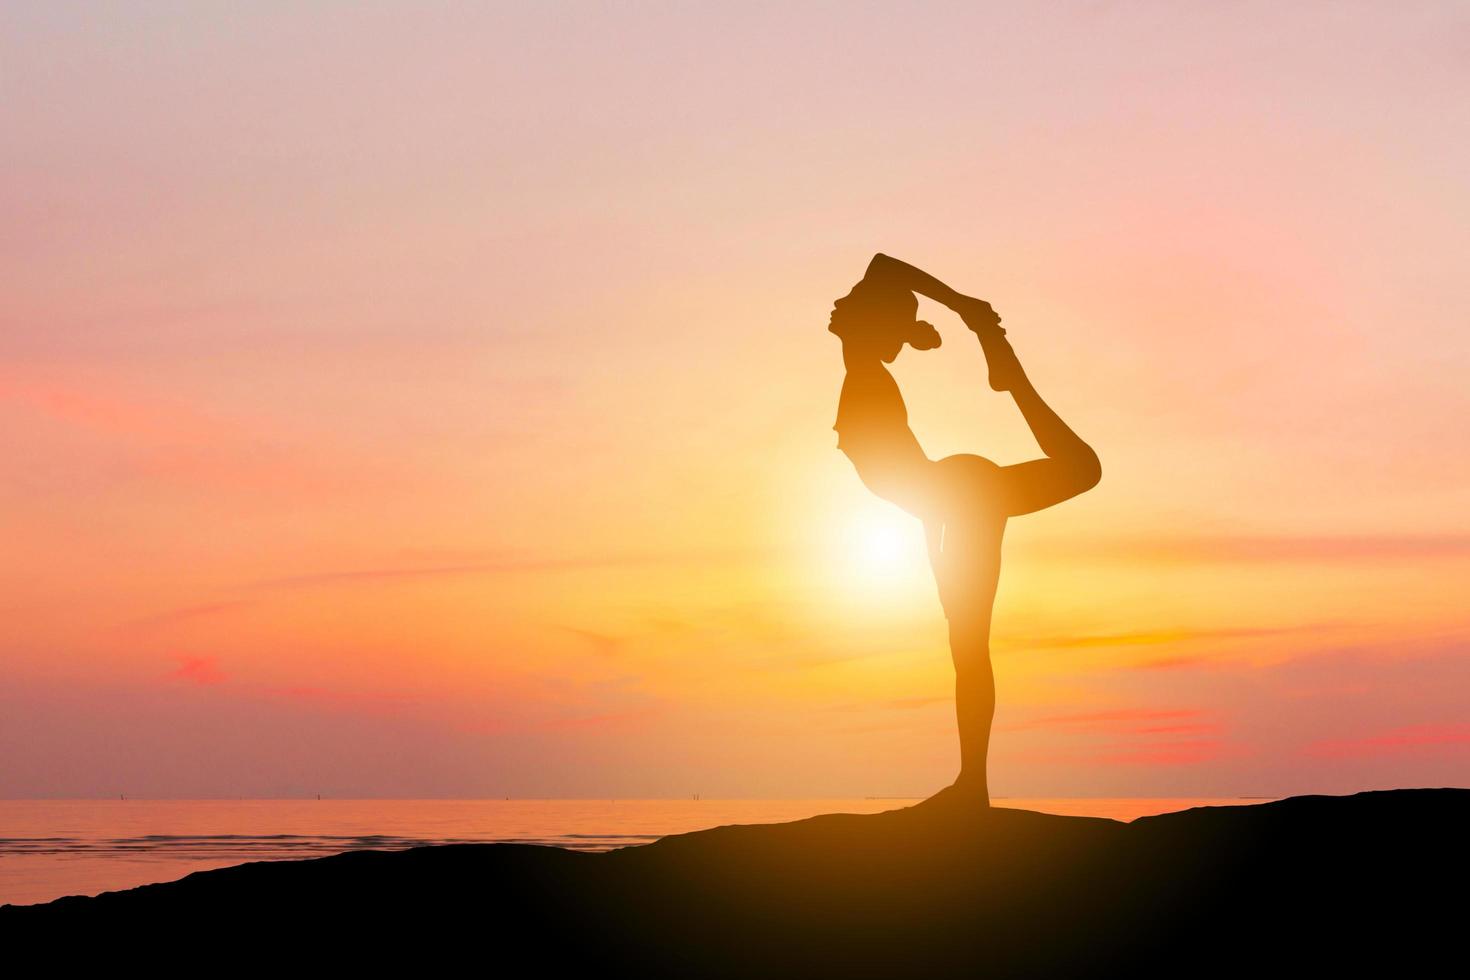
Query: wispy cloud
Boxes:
[
  {"xmin": 0, "ymin": 370, "xmax": 379, "ymax": 497},
  {"xmin": 1008, "ymin": 737, "xmax": 1237, "ymax": 768},
  {"xmin": 998, "ymin": 624, "xmax": 1317, "ymax": 651},
  {"xmin": 169, "ymin": 655, "xmax": 227, "ymax": 685},
  {"xmin": 1304, "ymin": 723, "xmax": 1470, "ymax": 759},
  {"xmin": 262, "ymin": 684, "xmax": 417, "ymax": 717},
  {"xmin": 1032, "ymin": 534, "xmax": 1470, "ymax": 565},
  {"xmin": 1000, "ymin": 707, "xmax": 1209, "ymax": 733},
  {"xmin": 126, "ymin": 600, "xmax": 257, "ymax": 632},
  {"xmin": 1127, "ymin": 656, "xmax": 1211, "ymax": 671},
  {"xmin": 882, "ymin": 696, "xmax": 951, "ymax": 710},
  {"xmin": 825, "ymin": 695, "xmax": 951, "ymax": 713},
  {"xmin": 561, "ymin": 627, "xmax": 626, "ymax": 657},
  {"xmin": 1091, "ymin": 739, "xmax": 1231, "ymax": 766},
  {"xmin": 245, "ymin": 547, "xmax": 770, "ymax": 591},
  {"xmin": 458, "ymin": 706, "xmax": 662, "ymax": 735},
  {"xmin": 536, "ymin": 707, "xmax": 660, "ymax": 731},
  {"xmin": 0, "ymin": 373, "xmax": 220, "ymax": 444}
]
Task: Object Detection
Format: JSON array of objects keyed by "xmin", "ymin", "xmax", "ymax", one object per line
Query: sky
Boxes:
[{"xmin": 2, "ymin": 1, "xmax": 1467, "ymax": 798}]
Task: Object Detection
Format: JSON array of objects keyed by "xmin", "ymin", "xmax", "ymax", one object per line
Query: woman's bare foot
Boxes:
[
  {"xmin": 950, "ymin": 296, "xmax": 1021, "ymax": 392},
  {"xmin": 975, "ymin": 326, "xmax": 1025, "ymax": 393},
  {"xmin": 921, "ymin": 774, "xmax": 991, "ymax": 812}
]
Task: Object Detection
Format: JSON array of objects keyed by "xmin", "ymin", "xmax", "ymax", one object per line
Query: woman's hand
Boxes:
[
  {"xmin": 865, "ymin": 254, "xmax": 1003, "ymax": 333},
  {"xmin": 953, "ymin": 294, "xmax": 1002, "ymax": 333}
]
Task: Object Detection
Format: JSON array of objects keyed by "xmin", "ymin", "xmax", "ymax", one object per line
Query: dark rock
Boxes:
[{"xmin": 5, "ymin": 789, "xmax": 1463, "ymax": 974}]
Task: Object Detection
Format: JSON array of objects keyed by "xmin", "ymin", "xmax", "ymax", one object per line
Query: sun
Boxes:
[
  {"xmin": 857, "ymin": 521, "xmax": 908, "ymax": 570},
  {"xmin": 842, "ymin": 507, "xmax": 928, "ymax": 584}
]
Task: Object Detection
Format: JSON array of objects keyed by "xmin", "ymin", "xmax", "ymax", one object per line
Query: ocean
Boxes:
[{"xmin": 0, "ymin": 797, "xmax": 1266, "ymax": 907}]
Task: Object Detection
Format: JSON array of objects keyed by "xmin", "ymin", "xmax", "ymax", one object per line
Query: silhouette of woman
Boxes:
[{"xmin": 830, "ymin": 254, "xmax": 1101, "ymax": 806}]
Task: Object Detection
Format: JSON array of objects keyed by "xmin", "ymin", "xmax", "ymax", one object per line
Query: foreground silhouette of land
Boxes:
[{"xmin": 6, "ymin": 789, "xmax": 1463, "ymax": 972}]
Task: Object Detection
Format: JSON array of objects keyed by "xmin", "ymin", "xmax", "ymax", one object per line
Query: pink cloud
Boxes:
[
  {"xmin": 999, "ymin": 706, "xmax": 1236, "ymax": 768},
  {"xmin": 1034, "ymin": 534, "xmax": 1470, "ymax": 565},
  {"xmin": 1092, "ymin": 740, "xmax": 1231, "ymax": 766},
  {"xmin": 1001, "ymin": 708, "xmax": 1208, "ymax": 733},
  {"xmin": 169, "ymin": 656, "xmax": 227, "ymax": 686},
  {"xmin": 0, "ymin": 373, "xmax": 222, "ymax": 444},
  {"xmin": 0, "ymin": 370, "xmax": 380, "ymax": 499},
  {"xmin": 1304, "ymin": 723, "xmax": 1470, "ymax": 759},
  {"xmin": 1008, "ymin": 738, "xmax": 1238, "ymax": 768},
  {"xmin": 1131, "ymin": 723, "xmax": 1223, "ymax": 735}
]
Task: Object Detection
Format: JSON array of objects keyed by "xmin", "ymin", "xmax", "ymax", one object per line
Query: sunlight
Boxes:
[
  {"xmin": 856, "ymin": 520, "xmax": 908, "ymax": 572},
  {"xmin": 842, "ymin": 507, "xmax": 929, "ymax": 586}
]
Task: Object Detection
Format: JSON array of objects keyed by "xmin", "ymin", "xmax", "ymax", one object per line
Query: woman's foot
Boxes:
[
  {"xmin": 921, "ymin": 774, "xmax": 991, "ymax": 812},
  {"xmin": 951, "ymin": 296, "xmax": 1021, "ymax": 392},
  {"xmin": 975, "ymin": 326, "xmax": 1025, "ymax": 392}
]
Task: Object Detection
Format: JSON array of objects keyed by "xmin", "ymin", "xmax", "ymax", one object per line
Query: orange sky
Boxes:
[{"xmin": 3, "ymin": 3, "xmax": 1467, "ymax": 797}]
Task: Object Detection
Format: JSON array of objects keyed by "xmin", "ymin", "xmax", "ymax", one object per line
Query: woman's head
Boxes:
[{"xmin": 829, "ymin": 278, "xmax": 940, "ymax": 362}]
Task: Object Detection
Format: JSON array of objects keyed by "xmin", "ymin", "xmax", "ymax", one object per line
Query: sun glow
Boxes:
[
  {"xmin": 856, "ymin": 520, "xmax": 908, "ymax": 571},
  {"xmin": 842, "ymin": 507, "xmax": 930, "ymax": 586}
]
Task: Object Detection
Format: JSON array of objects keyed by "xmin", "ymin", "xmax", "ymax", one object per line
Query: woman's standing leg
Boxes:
[
  {"xmin": 926, "ymin": 455, "xmax": 1009, "ymax": 806},
  {"xmin": 949, "ymin": 618, "xmax": 995, "ymax": 801}
]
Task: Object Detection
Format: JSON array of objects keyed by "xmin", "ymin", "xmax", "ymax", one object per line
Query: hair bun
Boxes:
[{"xmin": 908, "ymin": 320, "xmax": 942, "ymax": 351}]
